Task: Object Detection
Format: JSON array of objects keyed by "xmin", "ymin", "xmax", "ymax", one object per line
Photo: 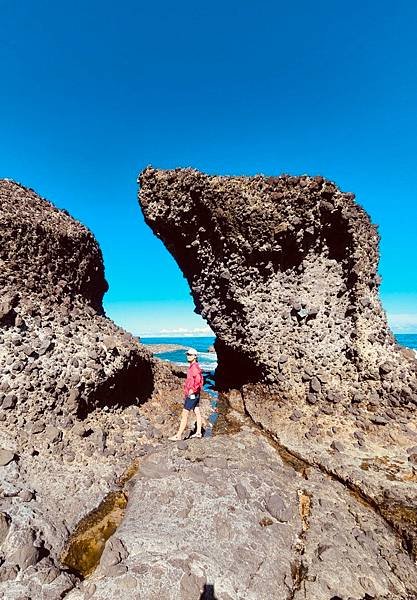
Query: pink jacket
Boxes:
[{"xmin": 184, "ymin": 362, "xmax": 203, "ymax": 397}]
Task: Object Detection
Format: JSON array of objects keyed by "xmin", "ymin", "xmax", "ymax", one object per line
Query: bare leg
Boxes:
[
  {"xmin": 169, "ymin": 409, "xmax": 189, "ymax": 441},
  {"xmin": 190, "ymin": 407, "xmax": 202, "ymax": 437}
]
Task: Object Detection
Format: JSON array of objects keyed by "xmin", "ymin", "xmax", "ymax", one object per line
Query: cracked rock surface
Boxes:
[{"xmin": 67, "ymin": 429, "xmax": 417, "ymax": 600}]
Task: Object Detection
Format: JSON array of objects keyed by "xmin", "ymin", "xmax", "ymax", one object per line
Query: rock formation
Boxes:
[
  {"xmin": 139, "ymin": 167, "xmax": 417, "ymax": 405},
  {"xmin": 139, "ymin": 166, "xmax": 417, "ymax": 596},
  {"xmin": 0, "ymin": 179, "xmax": 181, "ymax": 419},
  {"xmin": 0, "ymin": 180, "xmax": 185, "ymax": 598},
  {"xmin": 1, "ymin": 170, "xmax": 416, "ymax": 599}
]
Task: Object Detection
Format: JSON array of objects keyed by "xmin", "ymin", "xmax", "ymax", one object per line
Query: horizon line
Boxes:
[{"xmin": 133, "ymin": 331, "xmax": 417, "ymax": 338}]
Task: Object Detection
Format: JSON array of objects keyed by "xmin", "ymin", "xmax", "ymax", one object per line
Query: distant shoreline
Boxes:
[{"xmin": 142, "ymin": 343, "xmax": 190, "ymax": 354}]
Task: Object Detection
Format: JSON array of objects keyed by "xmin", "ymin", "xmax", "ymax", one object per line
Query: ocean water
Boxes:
[
  {"xmin": 141, "ymin": 333, "xmax": 416, "ymax": 436},
  {"xmin": 141, "ymin": 336, "xmax": 217, "ymax": 372},
  {"xmin": 141, "ymin": 334, "xmax": 417, "ymax": 372},
  {"xmin": 395, "ymin": 333, "xmax": 417, "ymax": 350}
]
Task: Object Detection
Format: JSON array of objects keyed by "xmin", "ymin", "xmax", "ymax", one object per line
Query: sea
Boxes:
[
  {"xmin": 395, "ymin": 333, "xmax": 417, "ymax": 351},
  {"xmin": 141, "ymin": 334, "xmax": 417, "ymax": 374},
  {"xmin": 141, "ymin": 336, "xmax": 217, "ymax": 371}
]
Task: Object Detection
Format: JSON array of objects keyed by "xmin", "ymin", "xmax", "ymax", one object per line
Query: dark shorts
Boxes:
[{"xmin": 184, "ymin": 394, "xmax": 200, "ymax": 411}]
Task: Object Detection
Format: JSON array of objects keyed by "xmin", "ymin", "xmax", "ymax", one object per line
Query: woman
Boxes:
[{"xmin": 169, "ymin": 347, "xmax": 203, "ymax": 441}]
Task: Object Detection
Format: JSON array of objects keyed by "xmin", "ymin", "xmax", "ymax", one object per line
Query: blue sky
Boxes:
[{"xmin": 1, "ymin": 0, "xmax": 416, "ymax": 335}]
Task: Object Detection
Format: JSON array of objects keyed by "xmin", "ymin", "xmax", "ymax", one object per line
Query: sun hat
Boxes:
[{"xmin": 186, "ymin": 347, "xmax": 198, "ymax": 356}]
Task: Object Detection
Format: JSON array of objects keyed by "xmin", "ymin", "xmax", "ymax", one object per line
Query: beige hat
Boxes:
[{"xmin": 186, "ymin": 347, "xmax": 198, "ymax": 356}]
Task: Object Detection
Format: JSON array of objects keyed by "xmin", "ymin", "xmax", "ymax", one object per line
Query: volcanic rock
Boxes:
[
  {"xmin": 138, "ymin": 166, "xmax": 417, "ymax": 590},
  {"xmin": 65, "ymin": 429, "xmax": 417, "ymax": 600},
  {"xmin": 0, "ymin": 179, "xmax": 182, "ymax": 421},
  {"xmin": 139, "ymin": 167, "xmax": 416, "ymax": 403},
  {"xmin": 0, "ymin": 179, "xmax": 185, "ymax": 598}
]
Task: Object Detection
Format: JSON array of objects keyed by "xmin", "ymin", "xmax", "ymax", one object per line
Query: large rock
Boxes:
[
  {"xmin": 0, "ymin": 179, "xmax": 181, "ymax": 419},
  {"xmin": 138, "ymin": 167, "xmax": 417, "ymax": 583},
  {"xmin": 0, "ymin": 179, "xmax": 185, "ymax": 599},
  {"xmin": 139, "ymin": 167, "xmax": 417, "ymax": 407}
]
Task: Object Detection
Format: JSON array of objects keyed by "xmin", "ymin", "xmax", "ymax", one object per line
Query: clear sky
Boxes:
[{"xmin": 1, "ymin": 0, "xmax": 416, "ymax": 335}]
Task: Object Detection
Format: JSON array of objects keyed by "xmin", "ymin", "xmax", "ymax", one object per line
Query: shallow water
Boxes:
[
  {"xmin": 60, "ymin": 491, "xmax": 128, "ymax": 578},
  {"xmin": 141, "ymin": 336, "xmax": 217, "ymax": 371}
]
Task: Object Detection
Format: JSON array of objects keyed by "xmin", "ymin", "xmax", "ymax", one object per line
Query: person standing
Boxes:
[{"xmin": 169, "ymin": 348, "xmax": 203, "ymax": 440}]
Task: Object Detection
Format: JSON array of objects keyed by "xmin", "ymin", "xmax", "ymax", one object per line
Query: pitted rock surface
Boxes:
[
  {"xmin": 138, "ymin": 167, "xmax": 417, "ymax": 582},
  {"xmin": 0, "ymin": 179, "xmax": 182, "ymax": 419},
  {"xmin": 139, "ymin": 167, "xmax": 417, "ymax": 410},
  {"xmin": 0, "ymin": 180, "xmax": 186, "ymax": 599}
]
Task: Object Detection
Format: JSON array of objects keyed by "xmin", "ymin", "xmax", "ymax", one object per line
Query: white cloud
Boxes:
[{"xmin": 387, "ymin": 313, "xmax": 417, "ymax": 334}]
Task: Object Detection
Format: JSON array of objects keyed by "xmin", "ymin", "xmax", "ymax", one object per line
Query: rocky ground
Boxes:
[
  {"xmin": 1, "ymin": 173, "xmax": 417, "ymax": 599},
  {"xmin": 66, "ymin": 426, "xmax": 417, "ymax": 600},
  {"xmin": 0, "ymin": 395, "xmax": 214, "ymax": 599}
]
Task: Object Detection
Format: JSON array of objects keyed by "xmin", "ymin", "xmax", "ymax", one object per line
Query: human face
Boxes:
[{"xmin": 186, "ymin": 353, "xmax": 196, "ymax": 363}]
